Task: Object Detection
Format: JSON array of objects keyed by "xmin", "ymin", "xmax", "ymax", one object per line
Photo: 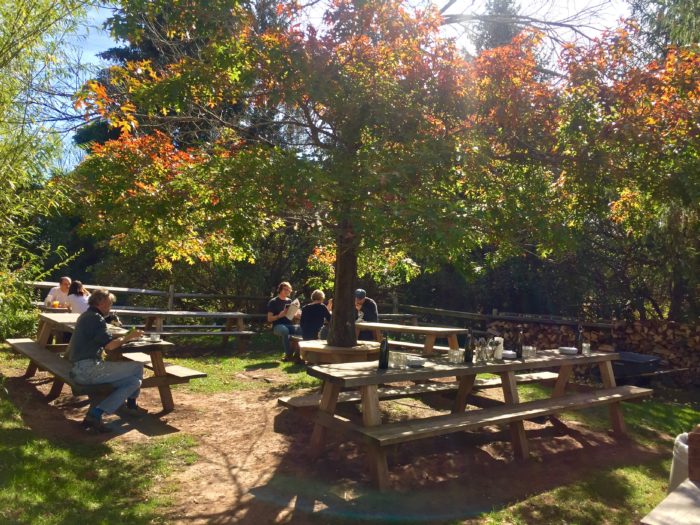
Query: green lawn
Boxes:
[{"xmin": 0, "ymin": 339, "xmax": 698, "ymax": 524}]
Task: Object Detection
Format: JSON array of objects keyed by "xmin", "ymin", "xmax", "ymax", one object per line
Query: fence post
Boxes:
[{"xmin": 167, "ymin": 284, "xmax": 175, "ymax": 310}]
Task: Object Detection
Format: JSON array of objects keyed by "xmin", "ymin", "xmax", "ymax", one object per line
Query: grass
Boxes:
[
  {"xmin": 1, "ymin": 338, "xmax": 698, "ymax": 524},
  {"xmin": 0, "ymin": 375, "xmax": 198, "ymax": 525}
]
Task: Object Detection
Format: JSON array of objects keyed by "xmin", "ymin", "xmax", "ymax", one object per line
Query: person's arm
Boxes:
[
  {"xmin": 104, "ymin": 329, "xmax": 144, "ymax": 352},
  {"xmin": 366, "ymin": 300, "xmax": 379, "ymax": 322},
  {"xmin": 267, "ymin": 305, "xmax": 289, "ymax": 323},
  {"xmin": 327, "ymin": 298, "xmax": 333, "ymax": 313}
]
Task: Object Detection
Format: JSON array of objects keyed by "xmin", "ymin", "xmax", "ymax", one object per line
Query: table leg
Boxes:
[
  {"xmin": 499, "ymin": 371, "xmax": 529, "ymax": 459},
  {"xmin": 361, "ymin": 385, "xmax": 389, "ymax": 491},
  {"xmin": 423, "ymin": 335, "xmax": 437, "ymax": 356},
  {"xmin": 149, "ymin": 351, "xmax": 175, "ymax": 412},
  {"xmin": 452, "ymin": 373, "xmax": 476, "ymax": 413},
  {"xmin": 144, "ymin": 316, "xmax": 156, "ymax": 331},
  {"xmin": 447, "ymin": 334, "xmax": 459, "ymax": 351},
  {"xmin": 310, "ymin": 381, "xmax": 341, "ymax": 456},
  {"xmin": 47, "ymin": 380, "xmax": 65, "ymax": 400},
  {"xmin": 552, "ymin": 364, "xmax": 574, "ymax": 398},
  {"xmin": 598, "ymin": 360, "xmax": 626, "ymax": 436},
  {"xmin": 235, "ymin": 318, "xmax": 249, "ymax": 351},
  {"xmin": 26, "ymin": 321, "xmax": 56, "ymax": 378}
]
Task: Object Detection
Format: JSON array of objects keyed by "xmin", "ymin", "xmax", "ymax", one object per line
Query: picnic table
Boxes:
[
  {"xmin": 111, "ymin": 308, "xmax": 257, "ymax": 347},
  {"xmin": 641, "ymin": 479, "xmax": 700, "ymax": 525},
  {"xmin": 355, "ymin": 321, "xmax": 469, "ymax": 355},
  {"xmin": 284, "ymin": 349, "xmax": 652, "ymax": 490},
  {"xmin": 13, "ymin": 312, "xmax": 206, "ymax": 412}
]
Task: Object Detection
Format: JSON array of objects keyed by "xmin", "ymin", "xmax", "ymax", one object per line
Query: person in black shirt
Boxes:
[
  {"xmin": 267, "ymin": 281, "xmax": 302, "ymax": 361},
  {"xmin": 300, "ymin": 289, "xmax": 332, "ymax": 340},
  {"xmin": 355, "ymin": 288, "xmax": 379, "ymax": 340}
]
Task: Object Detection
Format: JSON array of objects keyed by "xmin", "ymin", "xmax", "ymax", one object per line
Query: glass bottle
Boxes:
[
  {"xmin": 576, "ymin": 324, "xmax": 583, "ymax": 355},
  {"xmin": 515, "ymin": 327, "xmax": 524, "ymax": 360},
  {"xmin": 378, "ymin": 332, "xmax": 389, "ymax": 370},
  {"xmin": 464, "ymin": 329, "xmax": 473, "ymax": 364}
]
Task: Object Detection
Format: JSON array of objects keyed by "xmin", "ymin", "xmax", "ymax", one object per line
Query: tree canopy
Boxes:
[{"xmin": 61, "ymin": 0, "xmax": 700, "ymax": 342}]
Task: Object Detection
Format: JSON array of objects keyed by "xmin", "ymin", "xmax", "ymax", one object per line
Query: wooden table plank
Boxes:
[
  {"xmin": 307, "ymin": 350, "xmax": 618, "ymax": 387},
  {"xmin": 642, "ymin": 479, "xmax": 700, "ymax": 525}
]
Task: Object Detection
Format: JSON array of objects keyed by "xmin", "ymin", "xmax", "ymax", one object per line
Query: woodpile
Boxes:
[{"xmin": 486, "ymin": 319, "xmax": 699, "ymax": 386}]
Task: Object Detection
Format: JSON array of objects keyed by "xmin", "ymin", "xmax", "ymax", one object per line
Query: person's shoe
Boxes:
[
  {"xmin": 82, "ymin": 412, "xmax": 111, "ymax": 433},
  {"xmin": 281, "ymin": 355, "xmax": 293, "ymax": 363}
]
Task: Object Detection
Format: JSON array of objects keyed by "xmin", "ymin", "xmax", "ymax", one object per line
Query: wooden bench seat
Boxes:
[
  {"xmin": 121, "ymin": 352, "xmax": 206, "ymax": 379},
  {"xmin": 154, "ymin": 330, "xmax": 254, "ymax": 338},
  {"xmin": 351, "ymin": 385, "xmax": 652, "ymax": 447},
  {"xmin": 6, "ymin": 338, "xmax": 113, "ymax": 397},
  {"xmin": 298, "ymin": 340, "xmax": 381, "ymax": 364},
  {"xmin": 278, "ymin": 371, "xmax": 559, "ymax": 409}
]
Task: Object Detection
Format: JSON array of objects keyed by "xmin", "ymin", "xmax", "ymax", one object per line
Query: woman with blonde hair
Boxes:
[{"xmin": 300, "ymin": 289, "xmax": 332, "ymax": 340}]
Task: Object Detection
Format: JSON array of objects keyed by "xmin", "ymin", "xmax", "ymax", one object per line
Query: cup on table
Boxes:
[
  {"xmin": 448, "ymin": 349, "xmax": 464, "ymax": 364},
  {"xmin": 582, "ymin": 342, "xmax": 591, "ymax": 356},
  {"xmin": 149, "ymin": 333, "xmax": 161, "ymax": 342},
  {"xmin": 523, "ymin": 345, "xmax": 536, "ymax": 359},
  {"xmin": 51, "ymin": 300, "xmax": 60, "ymax": 308},
  {"xmin": 388, "ymin": 351, "xmax": 397, "ymax": 368}
]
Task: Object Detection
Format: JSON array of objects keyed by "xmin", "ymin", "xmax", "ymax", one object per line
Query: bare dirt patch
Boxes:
[{"xmin": 3, "ymin": 367, "xmax": 668, "ymax": 524}]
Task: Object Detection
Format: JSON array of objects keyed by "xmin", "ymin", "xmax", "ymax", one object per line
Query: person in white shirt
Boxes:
[
  {"xmin": 67, "ymin": 280, "xmax": 91, "ymax": 314},
  {"xmin": 45, "ymin": 276, "xmax": 71, "ymax": 307}
]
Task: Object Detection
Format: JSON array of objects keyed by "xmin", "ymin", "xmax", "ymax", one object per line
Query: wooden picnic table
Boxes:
[
  {"xmin": 111, "ymin": 308, "xmax": 256, "ymax": 346},
  {"xmin": 299, "ymin": 349, "xmax": 652, "ymax": 490},
  {"xmin": 641, "ymin": 479, "xmax": 700, "ymax": 525},
  {"xmin": 354, "ymin": 321, "xmax": 469, "ymax": 355},
  {"xmin": 32, "ymin": 312, "xmax": 203, "ymax": 412}
]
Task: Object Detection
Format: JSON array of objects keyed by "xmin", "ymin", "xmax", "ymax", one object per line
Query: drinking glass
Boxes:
[
  {"xmin": 149, "ymin": 333, "xmax": 161, "ymax": 342},
  {"xmin": 523, "ymin": 345, "xmax": 536, "ymax": 359},
  {"xmin": 476, "ymin": 338, "xmax": 487, "ymax": 364},
  {"xmin": 582, "ymin": 343, "xmax": 591, "ymax": 356},
  {"xmin": 486, "ymin": 338, "xmax": 498, "ymax": 361}
]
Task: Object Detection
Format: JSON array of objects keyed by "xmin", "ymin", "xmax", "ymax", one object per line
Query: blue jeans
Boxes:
[
  {"xmin": 70, "ymin": 359, "xmax": 144, "ymax": 414},
  {"xmin": 272, "ymin": 323, "xmax": 302, "ymax": 356}
]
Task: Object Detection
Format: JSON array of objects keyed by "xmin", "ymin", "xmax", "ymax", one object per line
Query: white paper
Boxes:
[{"xmin": 285, "ymin": 299, "xmax": 300, "ymax": 320}]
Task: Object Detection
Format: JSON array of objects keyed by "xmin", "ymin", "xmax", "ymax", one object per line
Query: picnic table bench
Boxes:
[
  {"xmin": 282, "ymin": 349, "xmax": 653, "ymax": 490},
  {"xmin": 111, "ymin": 308, "xmax": 257, "ymax": 348},
  {"xmin": 9, "ymin": 312, "xmax": 207, "ymax": 412}
]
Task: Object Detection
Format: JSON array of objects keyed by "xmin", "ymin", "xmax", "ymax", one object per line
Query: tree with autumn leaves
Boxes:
[{"xmin": 65, "ymin": 0, "xmax": 699, "ymax": 346}]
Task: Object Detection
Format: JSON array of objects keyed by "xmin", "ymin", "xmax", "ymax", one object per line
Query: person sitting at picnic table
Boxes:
[
  {"xmin": 355, "ymin": 288, "xmax": 378, "ymax": 340},
  {"xmin": 66, "ymin": 280, "xmax": 91, "ymax": 314},
  {"xmin": 44, "ymin": 276, "xmax": 71, "ymax": 307},
  {"xmin": 267, "ymin": 281, "xmax": 302, "ymax": 362},
  {"xmin": 66, "ymin": 289, "xmax": 145, "ymax": 432},
  {"xmin": 300, "ymin": 289, "xmax": 332, "ymax": 340}
]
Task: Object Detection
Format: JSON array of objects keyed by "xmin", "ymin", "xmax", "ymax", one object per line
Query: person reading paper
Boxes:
[{"xmin": 267, "ymin": 281, "xmax": 302, "ymax": 362}]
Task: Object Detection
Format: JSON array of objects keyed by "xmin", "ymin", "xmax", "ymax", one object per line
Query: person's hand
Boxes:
[
  {"xmin": 124, "ymin": 329, "xmax": 144, "ymax": 342},
  {"xmin": 327, "ymin": 298, "xmax": 333, "ymax": 311}
]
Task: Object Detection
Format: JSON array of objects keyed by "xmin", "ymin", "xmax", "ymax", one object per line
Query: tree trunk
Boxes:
[{"xmin": 327, "ymin": 220, "xmax": 358, "ymax": 347}]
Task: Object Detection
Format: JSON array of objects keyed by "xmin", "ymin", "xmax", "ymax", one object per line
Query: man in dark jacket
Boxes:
[{"xmin": 67, "ymin": 289, "xmax": 144, "ymax": 432}]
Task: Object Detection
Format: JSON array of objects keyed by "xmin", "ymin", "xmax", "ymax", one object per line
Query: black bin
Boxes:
[{"xmin": 611, "ymin": 351, "xmax": 661, "ymax": 385}]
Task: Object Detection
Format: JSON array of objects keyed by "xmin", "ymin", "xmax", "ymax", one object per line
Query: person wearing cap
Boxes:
[{"xmin": 354, "ymin": 288, "xmax": 378, "ymax": 340}]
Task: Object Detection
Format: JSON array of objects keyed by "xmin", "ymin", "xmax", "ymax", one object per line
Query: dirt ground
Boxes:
[{"xmin": 3, "ymin": 367, "xmax": 669, "ymax": 524}]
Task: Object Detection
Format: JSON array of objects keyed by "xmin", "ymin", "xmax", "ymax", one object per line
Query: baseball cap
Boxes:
[{"xmin": 354, "ymin": 288, "xmax": 366, "ymax": 299}]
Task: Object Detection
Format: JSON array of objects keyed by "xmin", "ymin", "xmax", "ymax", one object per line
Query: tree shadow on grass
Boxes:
[
  {"xmin": 221, "ymin": 395, "xmax": 668, "ymax": 524},
  {"xmin": 0, "ymin": 380, "xmax": 167, "ymax": 524}
]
